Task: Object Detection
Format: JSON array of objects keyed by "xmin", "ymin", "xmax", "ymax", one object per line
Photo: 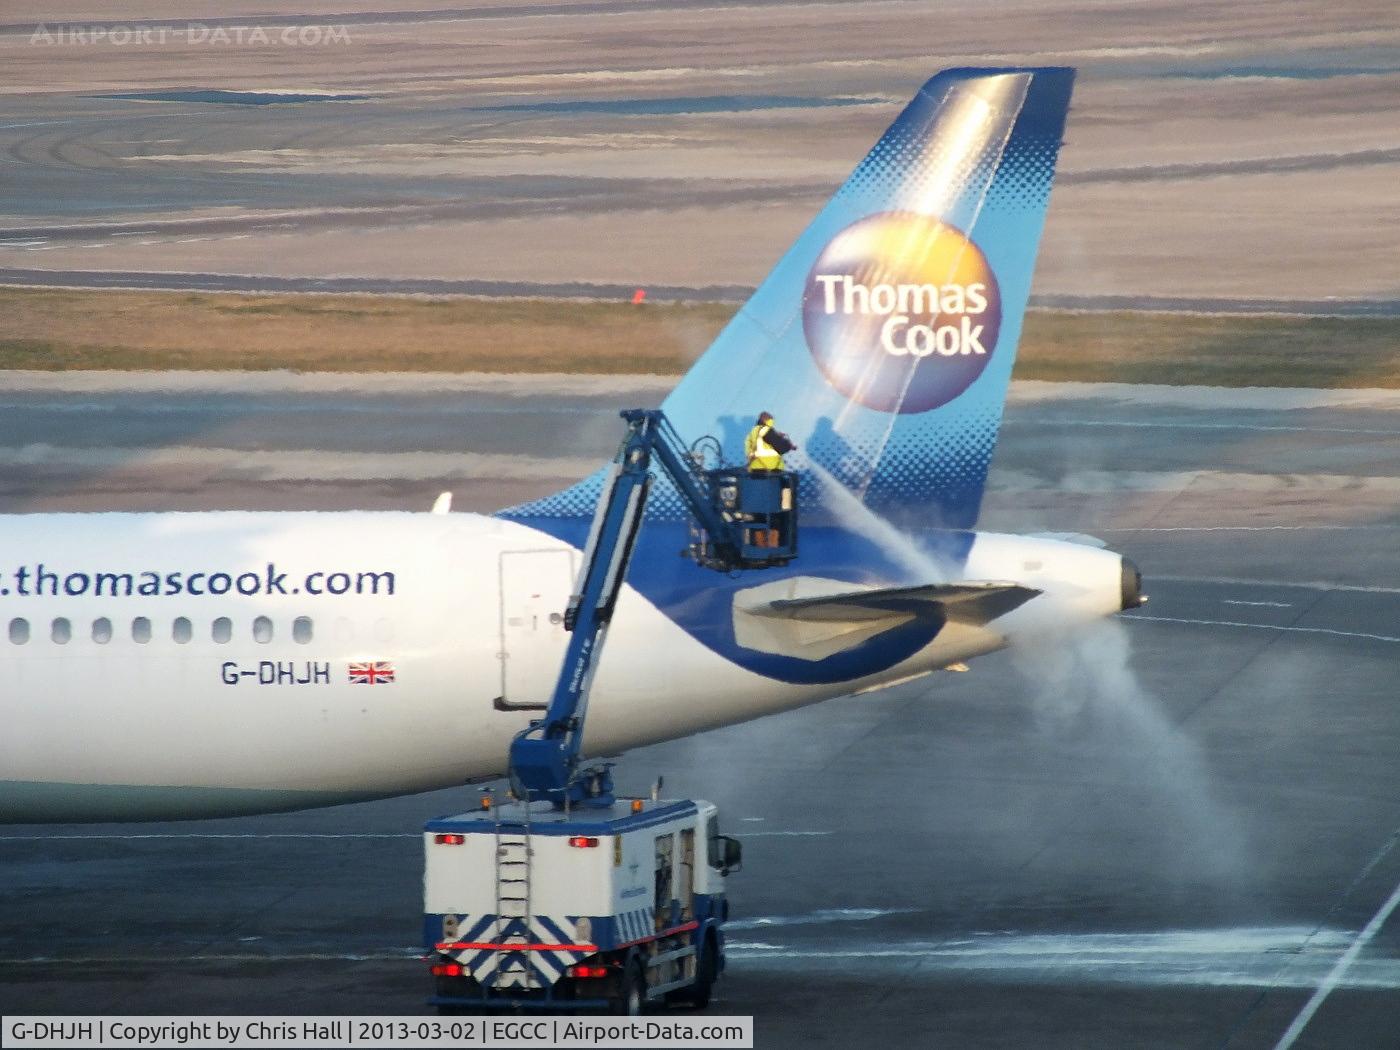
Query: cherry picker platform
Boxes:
[{"xmin": 423, "ymin": 409, "xmax": 793, "ymax": 1013}]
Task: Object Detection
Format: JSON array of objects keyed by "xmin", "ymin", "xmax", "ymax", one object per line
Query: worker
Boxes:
[
  {"xmin": 744, "ymin": 411, "xmax": 795, "ymax": 472},
  {"xmin": 744, "ymin": 412, "xmax": 795, "ymax": 549}
]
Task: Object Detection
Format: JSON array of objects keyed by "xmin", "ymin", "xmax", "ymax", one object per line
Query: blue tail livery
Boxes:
[
  {"xmin": 509, "ymin": 67, "xmax": 1074, "ymax": 530},
  {"xmin": 502, "ymin": 68, "xmax": 1078, "ymax": 686}
]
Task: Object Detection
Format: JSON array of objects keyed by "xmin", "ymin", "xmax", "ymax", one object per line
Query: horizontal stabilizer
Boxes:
[
  {"xmin": 757, "ymin": 581, "xmax": 1041, "ymax": 625},
  {"xmin": 733, "ymin": 576, "xmax": 1040, "ymax": 661}
]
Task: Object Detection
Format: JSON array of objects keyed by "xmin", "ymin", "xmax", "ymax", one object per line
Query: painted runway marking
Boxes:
[
  {"xmin": 1274, "ymin": 877, "xmax": 1400, "ymax": 1049},
  {"xmin": 1124, "ymin": 614, "xmax": 1400, "ymax": 644},
  {"xmin": 0, "ymin": 952, "xmax": 420, "ymax": 964},
  {"xmin": 1154, "ymin": 574, "xmax": 1400, "ymax": 596},
  {"xmin": 1098, "ymin": 525, "xmax": 1399, "ymax": 532},
  {"xmin": 0, "ymin": 445, "xmax": 602, "ymax": 483},
  {"xmin": 5, "ymin": 927, "xmax": 1397, "ymax": 993},
  {"xmin": 1222, "ymin": 599, "xmax": 1293, "ymax": 608},
  {"xmin": 729, "ymin": 908, "xmax": 917, "ymax": 930},
  {"xmin": 738, "ymin": 830, "xmax": 833, "ymax": 837},
  {"xmin": 1011, "ymin": 417, "xmax": 1400, "ymax": 437},
  {"xmin": 0, "ymin": 833, "xmax": 417, "ymax": 840},
  {"xmin": 720, "ymin": 927, "xmax": 1400, "ymax": 991}
]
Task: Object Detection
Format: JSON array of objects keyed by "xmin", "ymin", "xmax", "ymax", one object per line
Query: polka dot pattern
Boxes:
[{"xmin": 503, "ymin": 68, "xmax": 1074, "ymax": 533}]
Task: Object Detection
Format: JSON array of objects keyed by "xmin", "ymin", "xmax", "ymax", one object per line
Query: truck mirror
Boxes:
[{"xmin": 720, "ymin": 836, "xmax": 743, "ymax": 874}]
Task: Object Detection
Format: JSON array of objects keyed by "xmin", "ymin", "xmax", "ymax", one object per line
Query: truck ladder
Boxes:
[{"xmin": 491, "ymin": 800, "xmax": 535, "ymax": 989}]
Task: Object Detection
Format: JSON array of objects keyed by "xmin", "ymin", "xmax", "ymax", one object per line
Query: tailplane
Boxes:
[{"xmin": 507, "ymin": 67, "xmax": 1074, "ymax": 529}]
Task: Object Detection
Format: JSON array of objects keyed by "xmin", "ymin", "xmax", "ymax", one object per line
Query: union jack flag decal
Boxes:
[{"xmin": 348, "ymin": 661, "xmax": 395, "ymax": 685}]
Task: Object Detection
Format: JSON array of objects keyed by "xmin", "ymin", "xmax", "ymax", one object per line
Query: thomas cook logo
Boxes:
[{"xmin": 802, "ymin": 211, "xmax": 1002, "ymax": 414}]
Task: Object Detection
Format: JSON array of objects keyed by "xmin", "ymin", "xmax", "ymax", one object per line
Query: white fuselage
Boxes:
[{"xmin": 0, "ymin": 511, "xmax": 1124, "ymax": 822}]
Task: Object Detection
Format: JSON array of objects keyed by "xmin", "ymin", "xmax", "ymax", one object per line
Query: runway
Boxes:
[
  {"xmin": 2, "ymin": 375, "xmax": 1400, "ymax": 1047},
  {"xmin": 1, "ymin": 1, "xmax": 1397, "ymax": 303}
]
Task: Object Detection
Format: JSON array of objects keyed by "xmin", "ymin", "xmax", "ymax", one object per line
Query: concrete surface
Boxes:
[
  {"xmin": 0, "ymin": 2, "xmax": 1397, "ymax": 304},
  {"xmin": 0, "ymin": 376, "xmax": 1398, "ymax": 1047}
]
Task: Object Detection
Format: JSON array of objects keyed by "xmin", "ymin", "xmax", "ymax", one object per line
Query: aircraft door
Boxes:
[{"xmin": 498, "ymin": 548, "xmax": 575, "ymax": 708}]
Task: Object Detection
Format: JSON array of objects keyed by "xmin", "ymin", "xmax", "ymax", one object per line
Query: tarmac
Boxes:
[
  {"xmin": 1, "ymin": 374, "xmax": 1399, "ymax": 1048},
  {"xmin": 1, "ymin": 1, "xmax": 1397, "ymax": 303}
]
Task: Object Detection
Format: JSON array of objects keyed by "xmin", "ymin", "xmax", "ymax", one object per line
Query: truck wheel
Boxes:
[
  {"xmin": 609, "ymin": 961, "xmax": 645, "ymax": 1016},
  {"xmin": 683, "ymin": 936, "xmax": 717, "ymax": 1009}
]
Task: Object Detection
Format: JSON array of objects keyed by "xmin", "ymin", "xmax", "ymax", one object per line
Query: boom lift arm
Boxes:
[{"xmin": 507, "ymin": 409, "xmax": 797, "ymax": 808}]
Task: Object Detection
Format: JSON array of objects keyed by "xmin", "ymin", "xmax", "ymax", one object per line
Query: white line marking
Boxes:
[
  {"xmin": 0, "ymin": 369, "xmax": 677, "ymax": 398},
  {"xmin": 0, "ymin": 444, "xmax": 600, "ymax": 483},
  {"xmin": 0, "ymin": 833, "xmax": 417, "ymax": 840},
  {"xmin": 730, "ymin": 907, "xmax": 917, "ymax": 930},
  {"xmin": 1154, "ymin": 575, "xmax": 1400, "ymax": 596},
  {"xmin": 1011, "ymin": 417, "xmax": 1400, "ymax": 437},
  {"xmin": 1007, "ymin": 380, "xmax": 1400, "ymax": 412},
  {"xmin": 738, "ymin": 830, "xmax": 832, "ymax": 837},
  {"xmin": 0, "ymin": 951, "xmax": 419, "ymax": 964},
  {"xmin": 1222, "ymin": 599, "xmax": 1293, "ymax": 608},
  {"xmin": 1123, "ymin": 614, "xmax": 1400, "ymax": 644},
  {"xmin": 1274, "ymin": 878, "xmax": 1400, "ymax": 1050},
  {"xmin": 1098, "ymin": 525, "xmax": 1399, "ymax": 532}
]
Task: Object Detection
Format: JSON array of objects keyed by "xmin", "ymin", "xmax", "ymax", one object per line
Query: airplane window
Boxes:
[
  {"xmin": 172, "ymin": 617, "xmax": 193, "ymax": 644},
  {"xmin": 132, "ymin": 617, "xmax": 152, "ymax": 644},
  {"xmin": 8, "ymin": 618, "xmax": 28, "ymax": 645},
  {"xmin": 92, "ymin": 617, "xmax": 113, "ymax": 644},
  {"xmin": 293, "ymin": 616, "xmax": 313, "ymax": 644},
  {"xmin": 51, "ymin": 618, "xmax": 71, "ymax": 644},
  {"xmin": 212, "ymin": 617, "xmax": 232, "ymax": 644},
  {"xmin": 253, "ymin": 616, "xmax": 273, "ymax": 644}
]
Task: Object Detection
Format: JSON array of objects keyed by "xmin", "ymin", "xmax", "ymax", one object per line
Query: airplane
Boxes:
[{"xmin": 0, "ymin": 66, "xmax": 1143, "ymax": 823}]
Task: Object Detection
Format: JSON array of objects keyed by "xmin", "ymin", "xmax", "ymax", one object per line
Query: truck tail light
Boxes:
[
  {"xmin": 434, "ymin": 834, "xmax": 465, "ymax": 845},
  {"xmin": 569, "ymin": 964, "xmax": 609, "ymax": 979},
  {"xmin": 431, "ymin": 962, "xmax": 463, "ymax": 977},
  {"xmin": 568, "ymin": 836, "xmax": 599, "ymax": 848}
]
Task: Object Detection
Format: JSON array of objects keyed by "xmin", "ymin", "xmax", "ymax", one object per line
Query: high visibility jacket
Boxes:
[{"xmin": 745, "ymin": 422, "xmax": 784, "ymax": 471}]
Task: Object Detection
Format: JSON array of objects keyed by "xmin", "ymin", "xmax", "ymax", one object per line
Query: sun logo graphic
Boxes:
[{"xmin": 802, "ymin": 211, "xmax": 1002, "ymax": 414}]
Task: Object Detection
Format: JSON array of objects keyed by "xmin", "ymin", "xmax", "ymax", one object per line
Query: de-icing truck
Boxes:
[
  {"xmin": 424, "ymin": 796, "xmax": 743, "ymax": 1013},
  {"xmin": 423, "ymin": 410, "xmax": 790, "ymax": 1011}
]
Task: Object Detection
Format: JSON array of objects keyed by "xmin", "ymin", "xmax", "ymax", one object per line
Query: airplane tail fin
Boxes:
[{"xmin": 508, "ymin": 67, "xmax": 1074, "ymax": 529}]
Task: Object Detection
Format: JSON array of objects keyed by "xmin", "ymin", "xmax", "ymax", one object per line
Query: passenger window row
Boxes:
[{"xmin": 6, "ymin": 616, "xmax": 315, "ymax": 646}]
